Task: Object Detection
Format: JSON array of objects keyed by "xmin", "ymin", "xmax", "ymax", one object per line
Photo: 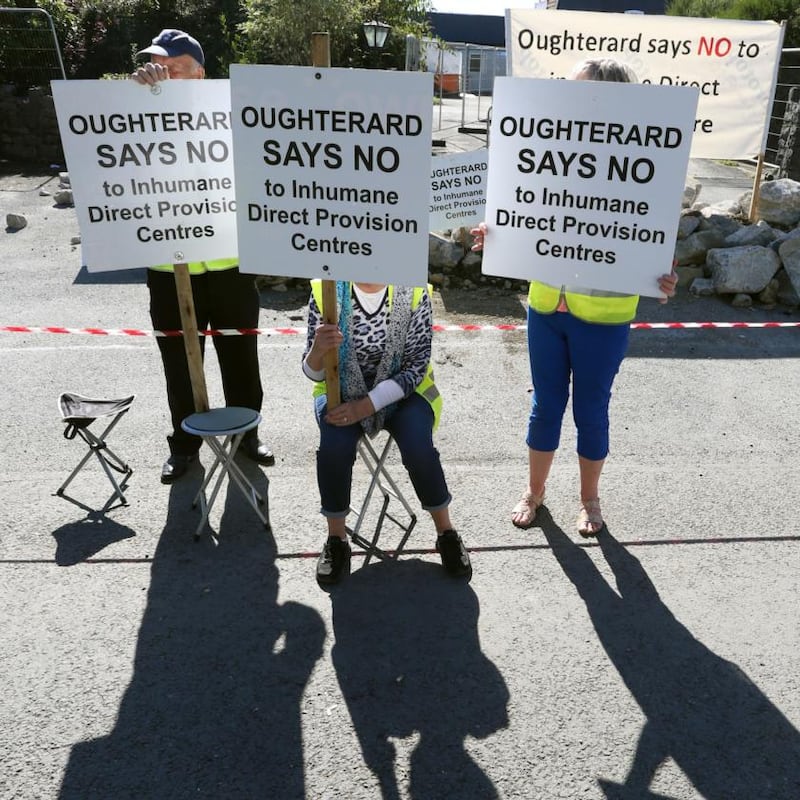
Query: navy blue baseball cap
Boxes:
[{"xmin": 138, "ymin": 29, "xmax": 204, "ymax": 66}]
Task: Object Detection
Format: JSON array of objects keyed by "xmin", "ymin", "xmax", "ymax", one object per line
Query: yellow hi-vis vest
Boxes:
[
  {"xmin": 528, "ymin": 281, "xmax": 639, "ymax": 324},
  {"xmin": 310, "ymin": 280, "xmax": 443, "ymax": 430},
  {"xmin": 149, "ymin": 258, "xmax": 239, "ymax": 275}
]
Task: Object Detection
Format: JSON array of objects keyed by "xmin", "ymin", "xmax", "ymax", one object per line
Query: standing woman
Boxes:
[
  {"xmin": 303, "ymin": 280, "xmax": 472, "ymax": 585},
  {"xmin": 471, "ymin": 58, "xmax": 678, "ymax": 537}
]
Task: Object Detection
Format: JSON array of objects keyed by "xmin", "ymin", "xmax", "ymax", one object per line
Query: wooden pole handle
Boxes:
[
  {"xmin": 321, "ymin": 280, "xmax": 341, "ymax": 408},
  {"xmin": 310, "ymin": 33, "xmax": 341, "ymax": 408},
  {"xmin": 173, "ymin": 263, "xmax": 209, "ymax": 413},
  {"xmin": 748, "ymin": 152, "xmax": 765, "ymax": 223}
]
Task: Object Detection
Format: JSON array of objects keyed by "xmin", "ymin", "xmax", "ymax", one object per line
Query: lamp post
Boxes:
[{"xmin": 362, "ymin": 19, "xmax": 391, "ymax": 68}]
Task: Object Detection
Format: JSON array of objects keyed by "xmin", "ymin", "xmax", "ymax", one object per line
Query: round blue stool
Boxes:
[{"xmin": 181, "ymin": 407, "xmax": 267, "ymax": 539}]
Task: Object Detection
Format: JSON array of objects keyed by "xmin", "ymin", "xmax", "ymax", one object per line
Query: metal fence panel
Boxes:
[
  {"xmin": 0, "ymin": 7, "xmax": 65, "ymax": 88},
  {"xmin": 764, "ymin": 48, "xmax": 800, "ymax": 179}
]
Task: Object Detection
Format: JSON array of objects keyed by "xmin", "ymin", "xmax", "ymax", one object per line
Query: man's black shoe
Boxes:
[
  {"xmin": 161, "ymin": 453, "xmax": 197, "ymax": 485},
  {"xmin": 436, "ymin": 530, "xmax": 473, "ymax": 580},
  {"xmin": 316, "ymin": 536, "xmax": 351, "ymax": 587},
  {"xmin": 241, "ymin": 435, "xmax": 275, "ymax": 466}
]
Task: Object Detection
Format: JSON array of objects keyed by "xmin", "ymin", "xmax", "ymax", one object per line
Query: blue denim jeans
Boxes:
[
  {"xmin": 315, "ymin": 392, "xmax": 451, "ymax": 518},
  {"xmin": 526, "ymin": 306, "xmax": 630, "ymax": 461}
]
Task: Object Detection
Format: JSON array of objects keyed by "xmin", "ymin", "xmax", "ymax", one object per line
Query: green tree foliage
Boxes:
[
  {"xmin": 238, "ymin": 0, "xmax": 433, "ymax": 69},
  {"xmin": 666, "ymin": 0, "xmax": 799, "ymax": 47},
  {"xmin": 66, "ymin": 0, "xmax": 246, "ymax": 78},
  {"xmin": 1, "ymin": 0, "xmax": 433, "ymax": 87}
]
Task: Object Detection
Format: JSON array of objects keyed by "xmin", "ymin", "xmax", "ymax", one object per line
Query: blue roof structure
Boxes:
[
  {"xmin": 557, "ymin": 0, "xmax": 665, "ymax": 11},
  {"xmin": 428, "ymin": 12, "xmax": 505, "ymax": 47},
  {"xmin": 428, "ymin": 4, "xmax": 667, "ymax": 47}
]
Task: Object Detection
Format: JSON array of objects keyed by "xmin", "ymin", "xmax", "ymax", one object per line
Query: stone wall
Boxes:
[{"xmin": 0, "ymin": 85, "xmax": 63, "ymax": 165}]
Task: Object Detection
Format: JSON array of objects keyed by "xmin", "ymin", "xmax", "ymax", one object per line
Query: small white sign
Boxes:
[
  {"xmin": 430, "ymin": 149, "xmax": 488, "ymax": 231},
  {"xmin": 482, "ymin": 77, "xmax": 698, "ymax": 297},
  {"xmin": 230, "ymin": 65, "xmax": 433, "ymax": 286},
  {"xmin": 51, "ymin": 79, "xmax": 237, "ymax": 271}
]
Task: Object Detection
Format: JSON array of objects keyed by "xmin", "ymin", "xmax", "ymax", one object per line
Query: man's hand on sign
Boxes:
[
  {"xmin": 131, "ymin": 55, "xmax": 203, "ymax": 85},
  {"xmin": 130, "ymin": 61, "xmax": 170, "ymax": 85}
]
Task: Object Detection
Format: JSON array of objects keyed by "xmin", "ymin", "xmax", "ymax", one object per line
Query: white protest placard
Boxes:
[
  {"xmin": 230, "ymin": 65, "xmax": 433, "ymax": 286},
  {"xmin": 482, "ymin": 77, "xmax": 698, "ymax": 297},
  {"xmin": 51, "ymin": 80, "xmax": 236, "ymax": 271},
  {"xmin": 430, "ymin": 149, "xmax": 488, "ymax": 231},
  {"xmin": 506, "ymin": 9, "xmax": 784, "ymax": 159}
]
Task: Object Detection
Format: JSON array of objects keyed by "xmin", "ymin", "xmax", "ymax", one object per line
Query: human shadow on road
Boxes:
[
  {"xmin": 58, "ymin": 471, "xmax": 325, "ymax": 800},
  {"xmin": 541, "ymin": 520, "xmax": 800, "ymax": 800},
  {"xmin": 330, "ymin": 558, "xmax": 509, "ymax": 800},
  {"xmin": 72, "ymin": 265, "xmax": 147, "ymax": 285}
]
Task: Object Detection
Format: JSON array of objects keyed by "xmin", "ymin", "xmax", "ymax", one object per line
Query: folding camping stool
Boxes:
[
  {"xmin": 57, "ymin": 392, "xmax": 135, "ymax": 512},
  {"xmin": 347, "ymin": 433, "xmax": 417, "ymax": 566},
  {"xmin": 181, "ymin": 406, "xmax": 268, "ymax": 540}
]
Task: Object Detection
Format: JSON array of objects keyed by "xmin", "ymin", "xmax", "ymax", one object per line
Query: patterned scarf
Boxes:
[{"xmin": 337, "ymin": 281, "xmax": 414, "ymax": 437}]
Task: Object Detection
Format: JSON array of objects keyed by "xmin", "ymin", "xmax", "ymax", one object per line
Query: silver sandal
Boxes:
[
  {"xmin": 511, "ymin": 489, "xmax": 545, "ymax": 529},
  {"xmin": 577, "ymin": 498, "xmax": 604, "ymax": 537}
]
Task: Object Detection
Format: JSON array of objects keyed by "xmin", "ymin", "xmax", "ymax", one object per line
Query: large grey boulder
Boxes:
[
  {"xmin": 778, "ymin": 237, "xmax": 800, "ymax": 298},
  {"xmin": 428, "ymin": 232, "xmax": 464, "ymax": 269},
  {"xmin": 682, "ymin": 183, "xmax": 701, "ymax": 207},
  {"xmin": 724, "ymin": 220, "xmax": 777, "ymax": 247},
  {"xmin": 776, "ymin": 268, "xmax": 800, "ymax": 307},
  {"xmin": 708, "ymin": 246, "xmax": 781, "ymax": 294},
  {"xmin": 756, "ymin": 178, "xmax": 800, "ymax": 227},
  {"xmin": 674, "ymin": 229, "xmax": 728, "ymax": 266},
  {"xmin": 677, "ymin": 214, "xmax": 701, "ymax": 239},
  {"xmin": 698, "ymin": 207, "xmax": 744, "ymax": 237}
]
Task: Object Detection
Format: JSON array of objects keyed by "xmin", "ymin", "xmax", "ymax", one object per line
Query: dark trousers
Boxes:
[
  {"xmin": 147, "ymin": 268, "xmax": 263, "ymax": 456},
  {"xmin": 314, "ymin": 393, "xmax": 451, "ymax": 517}
]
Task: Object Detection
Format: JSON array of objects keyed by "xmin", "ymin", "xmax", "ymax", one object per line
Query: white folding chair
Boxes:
[
  {"xmin": 348, "ymin": 433, "xmax": 417, "ymax": 565},
  {"xmin": 56, "ymin": 392, "xmax": 135, "ymax": 512},
  {"xmin": 181, "ymin": 406, "xmax": 268, "ymax": 540}
]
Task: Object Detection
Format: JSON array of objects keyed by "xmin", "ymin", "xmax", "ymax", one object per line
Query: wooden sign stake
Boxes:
[
  {"xmin": 173, "ymin": 262, "xmax": 209, "ymax": 413},
  {"xmin": 311, "ymin": 31, "xmax": 341, "ymax": 408},
  {"xmin": 748, "ymin": 152, "xmax": 765, "ymax": 223}
]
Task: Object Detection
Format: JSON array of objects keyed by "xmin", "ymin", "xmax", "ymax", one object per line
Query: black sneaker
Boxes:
[
  {"xmin": 316, "ymin": 536, "xmax": 351, "ymax": 586},
  {"xmin": 436, "ymin": 530, "xmax": 472, "ymax": 580}
]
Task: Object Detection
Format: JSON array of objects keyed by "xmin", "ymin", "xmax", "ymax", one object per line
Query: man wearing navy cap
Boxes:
[
  {"xmin": 132, "ymin": 30, "xmax": 275, "ymax": 483},
  {"xmin": 135, "ymin": 29, "xmax": 206, "ymax": 80}
]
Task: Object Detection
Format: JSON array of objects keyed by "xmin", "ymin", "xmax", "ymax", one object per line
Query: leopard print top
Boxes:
[{"xmin": 304, "ymin": 285, "xmax": 432, "ymax": 397}]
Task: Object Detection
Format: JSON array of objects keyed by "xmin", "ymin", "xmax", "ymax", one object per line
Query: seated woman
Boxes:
[{"xmin": 302, "ymin": 279, "xmax": 472, "ymax": 586}]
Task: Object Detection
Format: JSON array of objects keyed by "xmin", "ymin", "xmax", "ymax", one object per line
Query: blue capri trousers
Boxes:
[
  {"xmin": 315, "ymin": 392, "xmax": 451, "ymax": 518},
  {"xmin": 526, "ymin": 306, "xmax": 630, "ymax": 461}
]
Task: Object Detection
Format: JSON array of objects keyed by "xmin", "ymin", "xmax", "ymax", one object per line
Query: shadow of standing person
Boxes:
[
  {"xmin": 541, "ymin": 519, "xmax": 800, "ymax": 799},
  {"xmin": 330, "ymin": 559, "xmax": 509, "ymax": 800},
  {"xmin": 58, "ymin": 471, "xmax": 325, "ymax": 799}
]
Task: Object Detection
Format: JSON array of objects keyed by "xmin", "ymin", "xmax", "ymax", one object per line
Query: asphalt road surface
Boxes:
[{"xmin": 1, "ymin": 161, "xmax": 799, "ymax": 800}]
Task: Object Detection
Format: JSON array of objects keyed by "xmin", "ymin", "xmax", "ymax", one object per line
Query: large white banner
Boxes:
[
  {"xmin": 51, "ymin": 80, "xmax": 236, "ymax": 271},
  {"xmin": 506, "ymin": 10, "xmax": 784, "ymax": 159},
  {"xmin": 482, "ymin": 77, "xmax": 698, "ymax": 297},
  {"xmin": 230, "ymin": 65, "xmax": 433, "ymax": 286},
  {"xmin": 430, "ymin": 149, "xmax": 488, "ymax": 231}
]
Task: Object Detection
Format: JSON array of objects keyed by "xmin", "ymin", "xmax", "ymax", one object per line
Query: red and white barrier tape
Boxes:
[{"xmin": 1, "ymin": 321, "xmax": 800, "ymax": 337}]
